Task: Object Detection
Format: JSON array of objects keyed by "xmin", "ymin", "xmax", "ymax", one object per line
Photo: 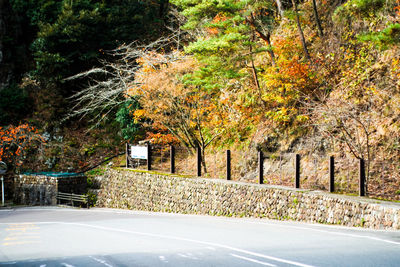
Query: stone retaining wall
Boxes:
[
  {"xmin": 97, "ymin": 168, "xmax": 400, "ymax": 230},
  {"xmin": 14, "ymin": 174, "xmax": 87, "ymax": 205}
]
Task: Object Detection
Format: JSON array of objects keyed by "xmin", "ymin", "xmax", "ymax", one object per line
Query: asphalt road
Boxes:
[{"xmin": 0, "ymin": 207, "xmax": 399, "ymax": 267}]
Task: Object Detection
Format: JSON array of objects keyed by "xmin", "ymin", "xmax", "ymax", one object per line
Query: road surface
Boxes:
[{"xmin": 0, "ymin": 207, "xmax": 399, "ymax": 266}]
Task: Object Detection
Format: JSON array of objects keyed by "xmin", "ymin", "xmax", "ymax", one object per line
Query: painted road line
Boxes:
[
  {"xmin": 230, "ymin": 253, "xmax": 277, "ymax": 267},
  {"xmin": 0, "ymin": 221, "xmax": 316, "ymax": 267},
  {"xmin": 2, "ymin": 240, "xmax": 41, "ymax": 246},
  {"xmin": 4, "ymin": 235, "xmax": 40, "ymax": 241},
  {"xmin": 89, "ymin": 256, "xmax": 114, "ymax": 267},
  {"xmin": 67, "ymin": 222, "xmax": 317, "ymax": 267},
  {"xmin": 246, "ymin": 221, "xmax": 400, "ymax": 246},
  {"xmin": 1, "ymin": 217, "xmax": 399, "ymax": 247},
  {"xmin": 2, "ymin": 223, "xmax": 41, "ymax": 247},
  {"xmin": 159, "ymin": 255, "xmax": 168, "ymax": 263},
  {"xmin": 177, "ymin": 253, "xmax": 199, "ymax": 260}
]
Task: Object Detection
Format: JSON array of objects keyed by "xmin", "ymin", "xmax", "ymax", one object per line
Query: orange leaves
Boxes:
[
  {"xmin": 0, "ymin": 123, "xmax": 45, "ymax": 168},
  {"xmin": 258, "ymin": 34, "xmax": 321, "ymax": 127},
  {"xmin": 127, "ymin": 51, "xmax": 227, "ymax": 147},
  {"xmin": 207, "ymin": 27, "xmax": 219, "ymax": 35},
  {"xmin": 279, "ymin": 56, "xmax": 310, "ymax": 80},
  {"xmin": 207, "ymin": 13, "xmax": 229, "ymax": 35},
  {"xmin": 146, "ymin": 132, "xmax": 179, "ymax": 145}
]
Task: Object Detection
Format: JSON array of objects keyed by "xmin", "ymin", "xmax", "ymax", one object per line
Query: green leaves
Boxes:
[
  {"xmin": 185, "ymin": 33, "xmax": 248, "ymax": 54},
  {"xmin": 358, "ymin": 24, "xmax": 400, "ymax": 50},
  {"xmin": 115, "ymin": 97, "xmax": 145, "ymax": 141},
  {"xmin": 333, "ymin": 0, "xmax": 388, "ymax": 22},
  {"xmin": 10, "ymin": 0, "xmax": 167, "ymax": 87},
  {"xmin": 0, "ymin": 84, "xmax": 30, "ymax": 126}
]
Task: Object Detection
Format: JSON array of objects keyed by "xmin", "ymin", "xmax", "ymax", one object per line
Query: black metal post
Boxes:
[
  {"xmin": 359, "ymin": 158, "xmax": 365, "ymax": 196},
  {"xmin": 147, "ymin": 143, "xmax": 152, "ymax": 171},
  {"xmin": 295, "ymin": 154, "xmax": 300, "ymax": 189},
  {"xmin": 258, "ymin": 151, "xmax": 264, "ymax": 184},
  {"xmin": 329, "ymin": 156, "xmax": 335, "ymax": 193},
  {"xmin": 126, "ymin": 143, "xmax": 129, "ymax": 168},
  {"xmin": 170, "ymin": 145, "xmax": 175, "ymax": 174},
  {"xmin": 226, "ymin": 150, "xmax": 231, "ymax": 181},
  {"xmin": 197, "ymin": 145, "xmax": 201, "ymax": 177}
]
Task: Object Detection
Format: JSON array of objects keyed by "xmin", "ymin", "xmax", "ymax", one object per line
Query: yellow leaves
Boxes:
[
  {"xmin": 132, "ymin": 109, "xmax": 146, "ymax": 121},
  {"xmin": 391, "ymin": 58, "xmax": 400, "ymax": 83}
]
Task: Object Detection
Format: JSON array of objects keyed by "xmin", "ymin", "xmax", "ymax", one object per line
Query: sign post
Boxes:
[{"xmin": 0, "ymin": 161, "xmax": 7, "ymax": 206}]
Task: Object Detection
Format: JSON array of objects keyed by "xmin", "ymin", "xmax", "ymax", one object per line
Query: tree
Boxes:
[
  {"xmin": 0, "ymin": 123, "xmax": 45, "ymax": 170},
  {"xmin": 0, "ymin": 83, "xmax": 30, "ymax": 126},
  {"xmin": 172, "ymin": 0, "xmax": 282, "ymax": 126},
  {"xmin": 130, "ymin": 52, "xmax": 225, "ymax": 172},
  {"xmin": 311, "ymin": 0, "xmax": 323, "ymax": 37},
  {"xmin": 115, "ymin": 96, "xmax": 146, "ymax": 142},
  {"xmin": 66, "ymin": 35, "xmax": 181, "ymax": 124},
  {"xmin": 30, "ymin": 0, "xmax": 167, "ymax": 86},
  {"xmin": 291, "ymin": 0, "xmax": 311, "ymax": 61}
]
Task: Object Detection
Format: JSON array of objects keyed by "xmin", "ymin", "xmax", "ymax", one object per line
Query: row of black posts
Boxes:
[
  {"xmin": 127, "ymin": 144, "xmax": 367, "ymax": 197},
  {"xmin": 259, "ymin": 152, "xmax": 367, "ymax": 197}
]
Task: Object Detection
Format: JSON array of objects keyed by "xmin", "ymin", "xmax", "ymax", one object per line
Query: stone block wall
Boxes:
[
  {"xmin": 14, "ymin": 174, "xmax": 87, "ymax": 205},
  {"xmin": 97, "ymin": 168, "xmax": 400, "ymax": 230}
]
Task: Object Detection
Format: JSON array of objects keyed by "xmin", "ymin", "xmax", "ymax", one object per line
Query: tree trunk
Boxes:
[
  {"xmin": 201, "ymin": 144, "xmax": 207, "ymax": 173},
  {"xmin": 249, "ymin": 35, "xmax": 262, "ymax": 101},
  {"xmin": 262, "ymin": 32, "xmax": 277, "ymax": 67},
  {"xmin": 247, "ymin": 14, "xmax": 276, "ymax": 66},
  {"xmin": 291, "ymin": 0, "xmax": 311, "ymax": 61},
  {"xmin": 312, "ymin": 0, "xmax": 324, "ymax": 37},
  {"xmin": 275, "ymin": 0, "xmax": 284, "ymax": 18}
]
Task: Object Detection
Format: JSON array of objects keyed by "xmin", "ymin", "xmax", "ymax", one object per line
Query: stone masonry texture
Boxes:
[
  {"xmin": 96, "ymin": 168, "xmax": 400, "ymax": 230},
  {"xmin": 14, "ymin": 174, "xmax": 87, "ymax": 205}
]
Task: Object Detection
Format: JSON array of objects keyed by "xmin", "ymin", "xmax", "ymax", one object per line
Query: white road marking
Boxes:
[
  {"xmin": 159, "ymin": 255, "xmax": 168, "ymax": 262},
  {"xmin": 39, "ymin": 265, "xmax": 46, "ymax": 267},
  {"xmin": 177, "ymin": 253, "xmax": 198, "ymax": 260},
  {"xmin": 4, "ymin": 235, "xmax": 40, "ymax": 241},
  {"xmin": 1, "ymin": 215, "xmax": 399, "ymax": 247},
  {"xmin": 186, "ymin": 252, "xmax": 198, "ymax": 259},
  {"xmin": 61, "ymin": 263, "xmax": 75, "ymax": 267},
  {"xmin": 205, "ymin": 246, "xmax": 216, "ymax": 250},
  {"xmin": 65, "ymin": 222, "xmax": 316, "ymax": 267},
  {"xmin": 230, "ymin": 253, "xmax": 277, "ymax": 266},
  {"xmin": 3, "ymin": 218, "xmax": 400, "ymax": 266},
  {"xmin": 89, "ymin": 256, "xmax": 114, "ymax": 267},
  {"xmin": 245, "ymin": 221, "xmax": 400, "ymax": 246}
]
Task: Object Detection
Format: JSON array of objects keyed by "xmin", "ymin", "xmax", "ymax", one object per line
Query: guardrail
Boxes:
[{"xmin": 56, "ymin": 192, "xmax": 89, "ymax": 208}]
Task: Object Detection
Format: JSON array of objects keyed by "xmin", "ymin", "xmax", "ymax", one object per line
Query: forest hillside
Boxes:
[{"xmin": 1, "ymin": 0, "xmax": 400, "ymax": 200}]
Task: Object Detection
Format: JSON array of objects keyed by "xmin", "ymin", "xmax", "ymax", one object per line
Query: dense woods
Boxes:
[{"xmin": 1, "ymin": 0, "xmax": 400, "ymax": 199}]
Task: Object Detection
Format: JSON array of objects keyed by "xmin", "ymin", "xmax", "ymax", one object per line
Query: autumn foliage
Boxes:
[
  {"xmin": 0, "ymin": 124, "xmax": 45, "ymax": 169},
  {"xmin": 66, "ymin": 0, "xmax": 400, "ymax": 199}
]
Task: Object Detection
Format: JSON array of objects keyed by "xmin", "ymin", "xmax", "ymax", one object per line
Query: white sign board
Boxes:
[{"xmin": 130, "ymin": 146, "xmax": 148, "ymax": 160}]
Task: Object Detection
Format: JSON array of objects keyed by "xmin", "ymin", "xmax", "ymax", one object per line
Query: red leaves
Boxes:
[{"xmin": 0, "ymin": 124, "xmax": 45, "ymax": 167}]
